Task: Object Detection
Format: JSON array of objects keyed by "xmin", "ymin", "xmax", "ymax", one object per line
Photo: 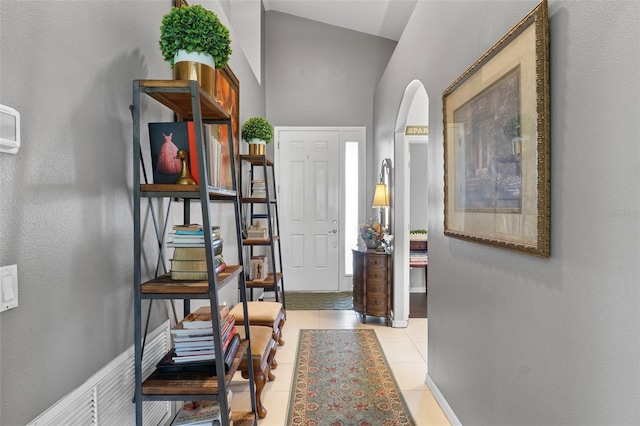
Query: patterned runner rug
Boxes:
[
  {"xmin": 287, "ymin": 329, "xmax": 415, "ymax": 425},
  {"xmin": 285, "ymin": 292, "xmax": 354, "ymax": 310}
]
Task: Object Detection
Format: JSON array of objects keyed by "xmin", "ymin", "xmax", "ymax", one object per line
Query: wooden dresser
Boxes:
[{"xmin": 352, "ymin": 249, "xmax": 392, "ymax": 326}]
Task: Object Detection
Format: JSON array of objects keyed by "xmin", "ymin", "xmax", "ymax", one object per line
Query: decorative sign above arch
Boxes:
[{"xmin": 405, "ymin": 125, "xmax": 428, "ymax": 136}]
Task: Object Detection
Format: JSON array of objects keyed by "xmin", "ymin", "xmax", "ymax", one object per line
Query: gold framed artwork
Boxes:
[
  {"xmin": 212, "ymin": 66, "xmax": 240, "ymax": 189},
  {"xmin": 443, "ymin": 0, "xmax": 550, "ymax": 257}
]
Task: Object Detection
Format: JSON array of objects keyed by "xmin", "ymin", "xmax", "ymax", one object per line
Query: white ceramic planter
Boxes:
[{"xmin": 174, "ymin": 50, "xmax": 215, "ymax": 69}]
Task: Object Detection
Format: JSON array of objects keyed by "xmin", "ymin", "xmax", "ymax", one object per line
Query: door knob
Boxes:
[{"xmin": 329, "ymin": 229, "xmax": 338, "ymax": 234}]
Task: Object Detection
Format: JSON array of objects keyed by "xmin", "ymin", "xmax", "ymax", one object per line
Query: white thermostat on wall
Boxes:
[{"xmin": 0, "ymin": 104, "xmax": 20, "ymax": 154}]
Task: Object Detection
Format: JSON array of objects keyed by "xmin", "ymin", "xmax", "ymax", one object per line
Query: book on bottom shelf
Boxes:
[
  {"xmin": 172, "ymin": 326, "xmax": 237, "ymax": 361},
  {"xmin": 171, "ymin": 400, "xmax": 221, "ymax": 426},
  {"xmin": 172, "ymin": 390, "xmax": 233, "ymax": 426},
  {"xmin": 157, "ymin": 333, "xmax": 241, "ymax": 375}
]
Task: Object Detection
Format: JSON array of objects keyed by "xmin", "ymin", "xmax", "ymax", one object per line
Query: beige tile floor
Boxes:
[{"xmin": 228, "ymin": 309, "xmax": 450, "ymax": 426}]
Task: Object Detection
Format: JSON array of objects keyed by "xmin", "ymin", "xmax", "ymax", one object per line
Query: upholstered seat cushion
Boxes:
[
  {"xmin": 231, "ymin": 301, "xmax": 286, "ymax": 347},
  {"xmin": 230, "ymin": 301, "xmax": 283, "ymax": 324},
  {"xmin": 237, "ymin": 325, "xmax": 273, "ymax": 359}
]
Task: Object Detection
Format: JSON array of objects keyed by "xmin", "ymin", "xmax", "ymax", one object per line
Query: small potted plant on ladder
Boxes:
[{"xmin": 241, "ymin": 117, "xmax": 273, "ymax": 155}]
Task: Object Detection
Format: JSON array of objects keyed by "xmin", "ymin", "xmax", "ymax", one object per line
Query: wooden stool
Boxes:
[
  {"xmin": 237, "ymin": 325, "xmax": 276, "ymax": 419},
  {"xmin": 230, "ymin": 301, "xmax": 286, "ymax": 347}
]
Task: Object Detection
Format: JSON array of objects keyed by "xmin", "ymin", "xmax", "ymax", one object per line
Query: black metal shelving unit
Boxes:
[
  {"xmin": 132, "ymin": 80, "xmax": 257, "ymax": 426},
  {"xmin": 239, "ymin": 155, "xmax": 286, "ymax": 308}
]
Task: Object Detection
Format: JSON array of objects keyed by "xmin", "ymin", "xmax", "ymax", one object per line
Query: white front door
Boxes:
[{"xmin": 277, "ymin": 129, "xmax": 340, "ymax": 291}]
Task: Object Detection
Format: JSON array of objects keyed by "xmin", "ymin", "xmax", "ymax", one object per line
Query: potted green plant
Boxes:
[
  {"xmin": 241, "ymin": 117, "xmax": 273, "ymax": 155},
  {"xmin": 409, "ymin": 229, "xmax": 428, "ymax": 241},
  {"xmin": 159, "ymin": 4, "xmax": 232, "ymax": 97}
]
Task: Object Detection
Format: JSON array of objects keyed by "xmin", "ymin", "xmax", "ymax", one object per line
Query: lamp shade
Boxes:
[{"xmin": 372, "ymin": 183, "xmax": 390, "ymax": 207}]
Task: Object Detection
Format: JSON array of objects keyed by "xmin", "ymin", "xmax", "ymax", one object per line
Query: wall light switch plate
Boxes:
[{"xmin": 1, "ymin": 264, "xmax": 18, "ymax": 312}]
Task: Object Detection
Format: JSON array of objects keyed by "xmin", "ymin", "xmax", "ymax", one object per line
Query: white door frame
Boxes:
[
  {"xmin": 392, "ymin": 80, "xmax": 429, "ymax": 327},
  {"xmin": 275, "ymin": 126, "xmax": 366, "ymax": 292}
]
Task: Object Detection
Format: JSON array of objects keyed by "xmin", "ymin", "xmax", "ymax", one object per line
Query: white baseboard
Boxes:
[
  {"xmin": 426, "ymin": 373, "xmax": 462, "ymax": 426},
  {"xmin": 391, "ymin": 319, "xmax": 409, "ymax": 328}
]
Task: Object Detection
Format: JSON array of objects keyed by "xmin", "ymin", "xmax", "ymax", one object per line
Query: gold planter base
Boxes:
[
  {"xmin": 173, "ymin": 61, "xmax": 216, "ymax": 100},
  {"xmin": 249, "ymin": 143, "xmax": 266, "ymax": 155}
]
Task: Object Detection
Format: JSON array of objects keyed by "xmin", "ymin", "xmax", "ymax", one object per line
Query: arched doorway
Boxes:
[{"xmin": 392, "ymin": 80, "xmax": 429, "ymax": 326}]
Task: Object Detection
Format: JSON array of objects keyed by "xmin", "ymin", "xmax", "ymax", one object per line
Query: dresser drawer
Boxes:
[
  {"xmin": 366, "ymin": 267, "xmax": 387, "ymax": 282},
  {"xmin": 367, "ymin": 281, "xmax": 388, "ymax": 294},
  {"xmin": 366, "ymin": 255, "xmax": 387, "ymax": 269}
]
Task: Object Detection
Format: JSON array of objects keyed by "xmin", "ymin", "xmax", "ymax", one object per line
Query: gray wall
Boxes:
[
  {"xmin": 374, "ymin": 1, "xmax": 640, "ymax": 424},
  {"xmin": 264, "ymin": 11, "xmax": 397, "ymax": 197},
  {"xmin": 0, "ymin": 1, "xmax": 265, "ymax": 424}
]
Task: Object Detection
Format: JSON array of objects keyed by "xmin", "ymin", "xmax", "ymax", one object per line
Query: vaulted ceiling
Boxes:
[{"xmin": 262, "ymin": 0, "xmax": 417, "ymax": 41}]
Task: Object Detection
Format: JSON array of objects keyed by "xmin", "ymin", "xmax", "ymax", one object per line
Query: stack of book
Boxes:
[
  {"xmin": 171, "ymin": 248, "xmax": 226, "ymax": 280},
  {"xmin": 171, "ymin": 390, "xmax": 234, "ymax": 426},
  {"xmin": 169, "ymin": 224, "xmax": 225, "ymax": 280},
  {"xmin": 170, "ymin": 305, "xmax": 237, "ymax": 364},
  {"xmin": 156, "ymin": 305, "xmax": 240, "ymax": 376},
  {"xmin": 409, "ymin": 249, "xmax": 428, "ymax": 266},
  {"xmin": 250, "ymin": 179, "xmax": 266, "ymax": 198},
  {"xmin": 168, "ymin": 224, "xmax": 221, "ymax": 248}
]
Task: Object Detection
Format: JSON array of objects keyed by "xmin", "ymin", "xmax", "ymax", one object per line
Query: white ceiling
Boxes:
[{"xmin": 262, "ymin": 0, "xmax": 417, "ymax": 41}]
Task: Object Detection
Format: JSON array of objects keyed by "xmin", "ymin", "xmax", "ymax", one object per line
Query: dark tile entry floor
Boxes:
[
  {"xmin": 285, "ymin": 291, "xmax": 427, "ymax": 318},
  {"xmin": 409, "ymin": 292, "xmax": 428, "ymax": 318}
]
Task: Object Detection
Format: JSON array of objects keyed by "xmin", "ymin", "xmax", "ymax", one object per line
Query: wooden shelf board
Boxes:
[
  {"xmin": 239, "ymin": 154, "xmax": 274, "ymax": 166},
  {"xmin": 242, "ymin": 236, "xmax": 279, "ymax": 245},
  {"xmin": 140, "ymin": 184, "xmax": 236, "ymax": 200},
  {"xmin": 138, "ymin": 80, "xmax": 229, "ymax": 121},
  {"xmin": 142, "ymin": 340, "xmax": 248, "ymax": 396},
  {"xmin": 141, "ymin": 266, "xmax": 242, "ymax": 295},
  {"xmin": 245, "ymin": 273, "xmax": 282, "ymax": 288},
  {"xmin": 240, "ymin": 197, "xmax": 277, "ymax": 204}
]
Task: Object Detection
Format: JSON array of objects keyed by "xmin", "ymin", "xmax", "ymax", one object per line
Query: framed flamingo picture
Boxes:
[{"xmin": 148, "ymin": 121, "xmax": 197, "ymax": 184}]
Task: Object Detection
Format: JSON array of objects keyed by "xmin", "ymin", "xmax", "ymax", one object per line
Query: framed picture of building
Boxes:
[
  {"xmin": 212, "ymin": 66, "xmax": 240, "ymax": 189},
  {"xmin": 443, "ymin": 0, "xmax": 550, "ymax": 257}
]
